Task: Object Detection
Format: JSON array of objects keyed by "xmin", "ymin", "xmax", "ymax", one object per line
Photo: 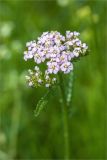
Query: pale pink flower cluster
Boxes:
[{"xmin": 24, "ymin": 31, "xmax": 88, "ymax": 87}]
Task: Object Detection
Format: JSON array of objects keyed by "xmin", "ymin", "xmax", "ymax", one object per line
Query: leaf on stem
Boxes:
[{"xmin": 34, "ymin": 89, "xmax": 51, "ymax": 117}]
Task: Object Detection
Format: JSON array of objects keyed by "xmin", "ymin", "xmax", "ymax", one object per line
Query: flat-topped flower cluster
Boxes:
[{"xmin": 24, "ymin": 31, "xmax": 88, "ymax": 87}]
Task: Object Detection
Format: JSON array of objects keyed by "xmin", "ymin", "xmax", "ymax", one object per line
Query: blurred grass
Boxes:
[{"xmin": 0, "ymin": 0, "xmax": 106, "ymax": 159}]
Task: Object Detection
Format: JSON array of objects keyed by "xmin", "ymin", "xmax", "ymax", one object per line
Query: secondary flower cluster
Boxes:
[{"xmin": 24, "ymin": 31, "xmax": 88, "ymax": 87}]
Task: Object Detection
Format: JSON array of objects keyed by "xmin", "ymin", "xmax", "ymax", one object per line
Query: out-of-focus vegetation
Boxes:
[{"xmin": 0, "ymin": 0, "xmax": 106, "ymax": 159}]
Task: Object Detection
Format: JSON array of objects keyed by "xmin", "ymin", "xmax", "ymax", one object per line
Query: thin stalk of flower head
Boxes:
[{"xmin": 59, "ymin": 73, "xmax": 70, "ymax": 160}]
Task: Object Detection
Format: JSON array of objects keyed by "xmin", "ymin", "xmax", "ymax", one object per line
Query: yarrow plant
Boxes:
[
  {"xmin": 24, "ymin": 31, "xmax": 88, "ymax": 159},
  {"xmin": 24, "ymin": 31, "xmax": 88, "ymax": 88}
]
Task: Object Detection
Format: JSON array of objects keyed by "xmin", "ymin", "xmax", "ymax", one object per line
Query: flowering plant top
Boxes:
[{"xmin": 24, "ymin": 31, "xmax": 88, "ymax": 87}]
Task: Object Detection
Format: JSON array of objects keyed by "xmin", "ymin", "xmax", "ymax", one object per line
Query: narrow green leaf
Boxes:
[
  {"xmin": 34, "ymin": 89, "xmax": 50, "ymax": 117},
  {"xmin": 34, "ymin": 99, "xmax": 48, "ymax": 117}
]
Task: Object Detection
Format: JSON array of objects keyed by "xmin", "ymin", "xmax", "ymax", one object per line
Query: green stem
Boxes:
[{"xmin": 59, "ymin": 74, "xmax": 70, "ymax": 160}]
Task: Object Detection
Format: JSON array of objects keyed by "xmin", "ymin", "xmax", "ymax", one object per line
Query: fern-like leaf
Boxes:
[{"xmin": 34, "ymin": 89, "xmax": 51, "ymax": 117}]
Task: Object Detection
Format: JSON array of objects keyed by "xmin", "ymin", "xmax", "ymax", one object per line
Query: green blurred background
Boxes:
[{"xmin": 0, "ymin": 0, "xmax": 106, "ymax": 159}]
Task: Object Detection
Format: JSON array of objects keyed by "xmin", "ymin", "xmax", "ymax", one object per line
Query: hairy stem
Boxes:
[{"xmin": 59, "ymin": 74, "xmax": 70, "ymax": 160}]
